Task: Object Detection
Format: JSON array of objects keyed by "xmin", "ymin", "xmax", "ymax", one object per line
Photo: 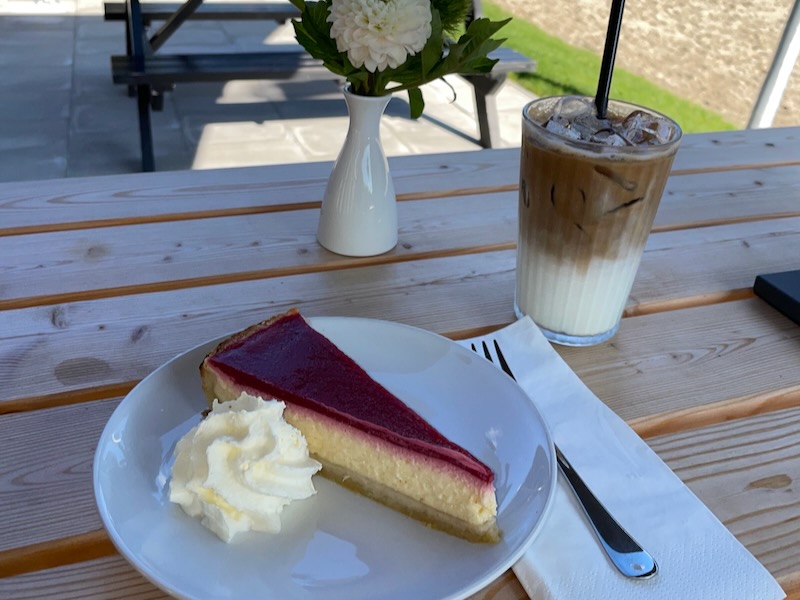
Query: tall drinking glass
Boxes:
[{"xmin": 516, "ymin": 96, "xmax": 682, "ymax": 346}]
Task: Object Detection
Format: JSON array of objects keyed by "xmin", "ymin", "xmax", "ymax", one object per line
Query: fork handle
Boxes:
[{"xmin": 555, "ymin": 446, "xmax": 657, "ymax": 579}]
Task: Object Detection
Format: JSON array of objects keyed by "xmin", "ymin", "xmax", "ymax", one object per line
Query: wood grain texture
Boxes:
[
  {"xmin": 0, "ymin": 556, "xmax": 528, "ymax": 600},
  {"xmin": 2, "ymin": 550, "xmax": 796, "ymax": 600},
  {"xmin": 654, "ymin": 165, "xmax": 800, "ymax": 231},
  {"xmin": 1, "ymin": 127, "xmax": 798, "ymax": 236},
  {"xmin": 468, "ymin": 570, "xmax": 529, "ymax": 599},
  {"xmin": 0, "ymin": 399, "xmax": 119, "ymax": 550},
  {"xmin": 0, "ymin": 556, "xmax": 169, "ymax": 599},
  {"xmin": 3, "ymin": 201, "xmax": 799, "ymax": 329},
  {"xmin": 633, "ymin": 215, "xmax": 800, "ymax": 313},
  {"xmin": 0, "ymin": 193, "xmax": 515, "ymax": 308},
  {"xmin": 4, "ymin": 405, "xmax": 800, "ymax": 596},
  {"xmin": 2, "ymin": 127, "xmax": 799, "ymax": 598},
  {"xmin": 3, "ymin": 303, "xmax": 800, "ymax": 554},
  {"xmin": 2, "ymin": 556, "xmax": 797, "ymax": 600},
  {"xmin": 4, "ymin": 245, "xmax": 800, "ymax": 417},
  {"xmin": 650, "ymin": 406, "xmax": 800, "ymax": 580},
  {"xmin": 780, "ymin": 572, "xmax": 800, "ymax": 600},
  {"xmin": 0, "ymin": 150, "xmax": 519, "ymax": 235},
  {"xmin": 631, "ymin": 384, "xmax": 800, "ymax": 439},
  {"xmin": 3, "ymin": 164, "xmax": 800, "ymax": 309},
  {"xmin": 0, "ymin": 251, "xmax": 518, "ymax": 405},
  {"xmin": 558, "ymin": 298, "xmax": 800, "ymax": 424},
  {"xmin": 0, "ymin": 530, "xmax": 115, "ymax": 579},
  {"xmin": 667, "ymin": 127, "xmax": 800, "ymax": 174}
]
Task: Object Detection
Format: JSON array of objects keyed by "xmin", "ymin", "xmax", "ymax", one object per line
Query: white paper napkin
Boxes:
[{"xmin": 460, "ymin": 318, "xmax": 785, "ymax": 600}]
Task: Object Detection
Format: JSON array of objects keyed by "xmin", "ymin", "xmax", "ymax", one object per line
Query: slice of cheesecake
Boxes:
[{"xmin": 199, "ymin": 309, "xmax": 499, "ymax": 542}]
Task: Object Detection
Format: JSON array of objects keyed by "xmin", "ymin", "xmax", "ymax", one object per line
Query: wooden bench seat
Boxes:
[
  {"xmin": 111, "ymin": 47, "xmax": 532, "ymax": 87},
  {"xmin": 104, "ymin": 1, "xmax": 299, "ymax": 23},
  {"xmin": 110, "ymin": 49, "xmax": 329, "ymax": 86},
  {"xmin": 105, "ymin": 0, "xmax": 536, "ymax": 171}
]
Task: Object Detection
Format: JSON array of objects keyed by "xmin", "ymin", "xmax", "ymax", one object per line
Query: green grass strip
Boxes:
[{"xmin": 484, "ymin": 2, "xmax": 735, "ymax": 133}]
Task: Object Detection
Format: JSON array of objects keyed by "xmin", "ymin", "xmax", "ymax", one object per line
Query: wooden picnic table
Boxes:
[
  {"xmin": 105, "ymin": 0, "xmax": 535, "ymax": 171},
  {"xmin": 1, "ymin": 125, "xmax": 799, "ymax": 598}
]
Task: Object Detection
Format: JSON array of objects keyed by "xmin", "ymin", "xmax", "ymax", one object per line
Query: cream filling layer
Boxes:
[
  {"xmin": 288, "ymin": 405, "xmax": 497, "ymax": 527},
  {"xmin": 202, "ymin": 371, "xmax": 497, "ymax": 528}
]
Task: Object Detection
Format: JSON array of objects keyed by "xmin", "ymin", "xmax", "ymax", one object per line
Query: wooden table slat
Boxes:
[
  {"xmin": 2, "ymin": 126, "xmax": 799, "ymax": 598},
  {"xmin": 0, "ymin": 556, "xmax": 169, "ymax": 600},
  {"xmin": 5, "ymin": 402, "xmax": 800, "ymax": 596},
  {"xmin": 3, "ymin": 163, "xmax": 800, "ymax": 309},
  {"xmin": 1, "ymin": 127, "xmax": 799, "ymax": 235},
  {"xmin": 4, "ymin": 238, "xmax": 800, "ymax": 414},
  {"xmin": 0, "ymin": 400, "xmax": 117, "ymax": 550},
  {"xmin": 650, "ymin": 406, "xmax": 800, "ymax": 580},
  {"xmin": 3, "ymin": 304, "xmax": 800, "ymax": 548},
  {"xmin": 0, "ymin": 150, "xmax": 518, "ymax": 235},
  {"xmin": 558, "ymin": 297, "xmax": 800, "ymax": 423},
  {"xmin": 654, "ymin": 164, "xmax": 800, "ymax": 231},
  {"xmin": 0, "ymin": 193, "xmax": 514, "ymax": 309}
]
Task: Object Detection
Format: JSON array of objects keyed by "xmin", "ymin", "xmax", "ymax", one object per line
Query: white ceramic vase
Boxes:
[{"xmin": 317, "ymin": 86, "xmax": 398, "ymax": 257}]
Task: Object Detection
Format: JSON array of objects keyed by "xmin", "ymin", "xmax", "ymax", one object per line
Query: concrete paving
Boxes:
[{"xmin": 0, "ymin": 0, "xmax": 536, "ymax": 183}]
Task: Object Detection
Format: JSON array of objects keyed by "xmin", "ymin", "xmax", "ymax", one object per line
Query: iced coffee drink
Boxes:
[{"xmin": 516, "ymin": 96, "xmax": 682, "ymax": 346}]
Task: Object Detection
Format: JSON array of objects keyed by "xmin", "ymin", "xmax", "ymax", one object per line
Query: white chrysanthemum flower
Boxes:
[{"xmin": 327, "ymin": 0, "xmax": 433, "ymax": 73}]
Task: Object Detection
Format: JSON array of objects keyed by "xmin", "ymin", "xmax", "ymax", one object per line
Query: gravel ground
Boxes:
[{"xmin": 495, "ymin": 0, "xmax": 800, "ymax": 129}]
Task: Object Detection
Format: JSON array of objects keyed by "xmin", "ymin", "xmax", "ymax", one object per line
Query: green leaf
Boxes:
[
  {"xmin": 290, "ymin": 0, "xmax": 511, "ymax": 117},
  {"xmin": 421, "ymin": 10, "xmax": 443, "ymax": 78},
  {"xmin": 460, "ymin": 16, "xmax": 512, "ymax": 44},
  {"xmin": 292, "ymin": 0, "xmax": 347, "ymax": 75},
  {"xmin": 431, "ymin": 0, "xmax": 471, "ymax": 35},
  {"xmin": 407, "ymin": 87, "xmax": 425, "ymax": 119}
]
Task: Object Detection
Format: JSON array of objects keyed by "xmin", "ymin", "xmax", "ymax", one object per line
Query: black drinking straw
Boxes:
[{"xmin": 594, "ymin": 0, "xmax": 626, "ymax": 119}]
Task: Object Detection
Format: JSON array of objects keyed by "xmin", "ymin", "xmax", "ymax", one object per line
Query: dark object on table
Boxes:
[{"xmin": 754, "ymin": 269, "xmax": 800, "ymax": 326}]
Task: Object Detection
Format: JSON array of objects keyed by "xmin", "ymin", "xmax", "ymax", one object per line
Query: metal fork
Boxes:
[{"xmin": 472, "ymin": 339, "xmax": 657, "ymax": 579}]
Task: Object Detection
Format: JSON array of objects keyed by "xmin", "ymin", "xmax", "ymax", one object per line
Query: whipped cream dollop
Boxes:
[{"xmin": 169, "ymin": 393, "xmax": 322, "ymax": 542}]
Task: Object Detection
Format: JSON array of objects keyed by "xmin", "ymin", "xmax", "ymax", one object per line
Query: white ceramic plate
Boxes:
[{"xmin": 94, "ymin": 317, "xmax": 556, "ymax": 600}]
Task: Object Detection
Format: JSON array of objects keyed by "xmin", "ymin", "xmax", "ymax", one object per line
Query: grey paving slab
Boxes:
[
  {"xmin": 178, "ymin": 89, "xmax": 286, "ymax": 137},
  {"xmin": 180, "ymin": 114, "xmax": 289, "ymax": 149},
  {"xmin": 157, "ymin": 21, "xmax": 236, "ymax": 52},
  {"xmin": 182, "ymin": 118, "xmax": 291, "ymax": 147},
  {"xmin": 191, "ymin": 136, "xmax": 310, "ymax": 170},
  {"xmin": 0, "ymin": 13, "xmax": 74, "ymax": 31},
  {"xmin": 0, "ymin": 0, "xmax": 534, "ymax": 182},
  {"xmin": 271, "ymin": 96, "xmax": 348, "ymax": 120},
  {"xmin": 0, "ymin": 33, "xmax": 74, "ymax": 67},
  {"xmin": 0, "ymin": 0, "xmax": 77, "ymax": 15},
  {"xmin": 70, "ymin": 89, "xmax": 182, "ymax": 134},
  {"xmin": 75, "ymin": 0, "xmax": 104, "ymax": 16},
  {"xmin": 0, "ymin": 117, "xmax": 70, "ymax": 153},
  {"xmin": 218, "ymin": 19, "xmax": 286, "ymax": 39},
  {"xmin": 381, "ymin": 116, "xmax": 478, "ymax": 155},
  {"xmin": 172, "ymin": 86, "xmax": 287, "ymax": 117},
  {"xmin": 76, "ymin": 13, "xmax": 122, "ymax": 37},
  {"xmin": 69, "ymin": 66, "xmax": 120, "ymax": 96},
  {"xmin": 67, "ymin": 127, "xmax": 193, "ymax": 176},
  {"xmin": 72, "ymin": 45, "xmax": 118, "ymax": 79},
  {"xmin": 0, "ymin": 64, "xmax": 71, "ymax": 92},
  {"xmin": 0, "ymin": 141, "xmax": 67, "ymax": 182},
  {"xmin": 0, "ymin": 89, "xmax": 72, "ymax": 121},
  {"xmin": 286, "ymin": 116, "xmax": 350, "ymax": 161},
  {"xmin": 186, "ymin": 79, "xmax": 343, "ymax": 104},
  {"xmin": 76, "ymin": 16, "xmax": 126, "ymax": 46}
]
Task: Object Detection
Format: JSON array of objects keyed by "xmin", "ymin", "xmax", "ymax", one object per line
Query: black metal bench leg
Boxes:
[
  {"xmin": 124, "ymin": 28, "xmax": 135, "ymax": 97},
  {"xmin": 136, "ymin": 84, "xmax": 155, "ymax": 172},
  {"xmin": 465, "ymin": 74, "xmax": 507, "ymax": 148}
]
